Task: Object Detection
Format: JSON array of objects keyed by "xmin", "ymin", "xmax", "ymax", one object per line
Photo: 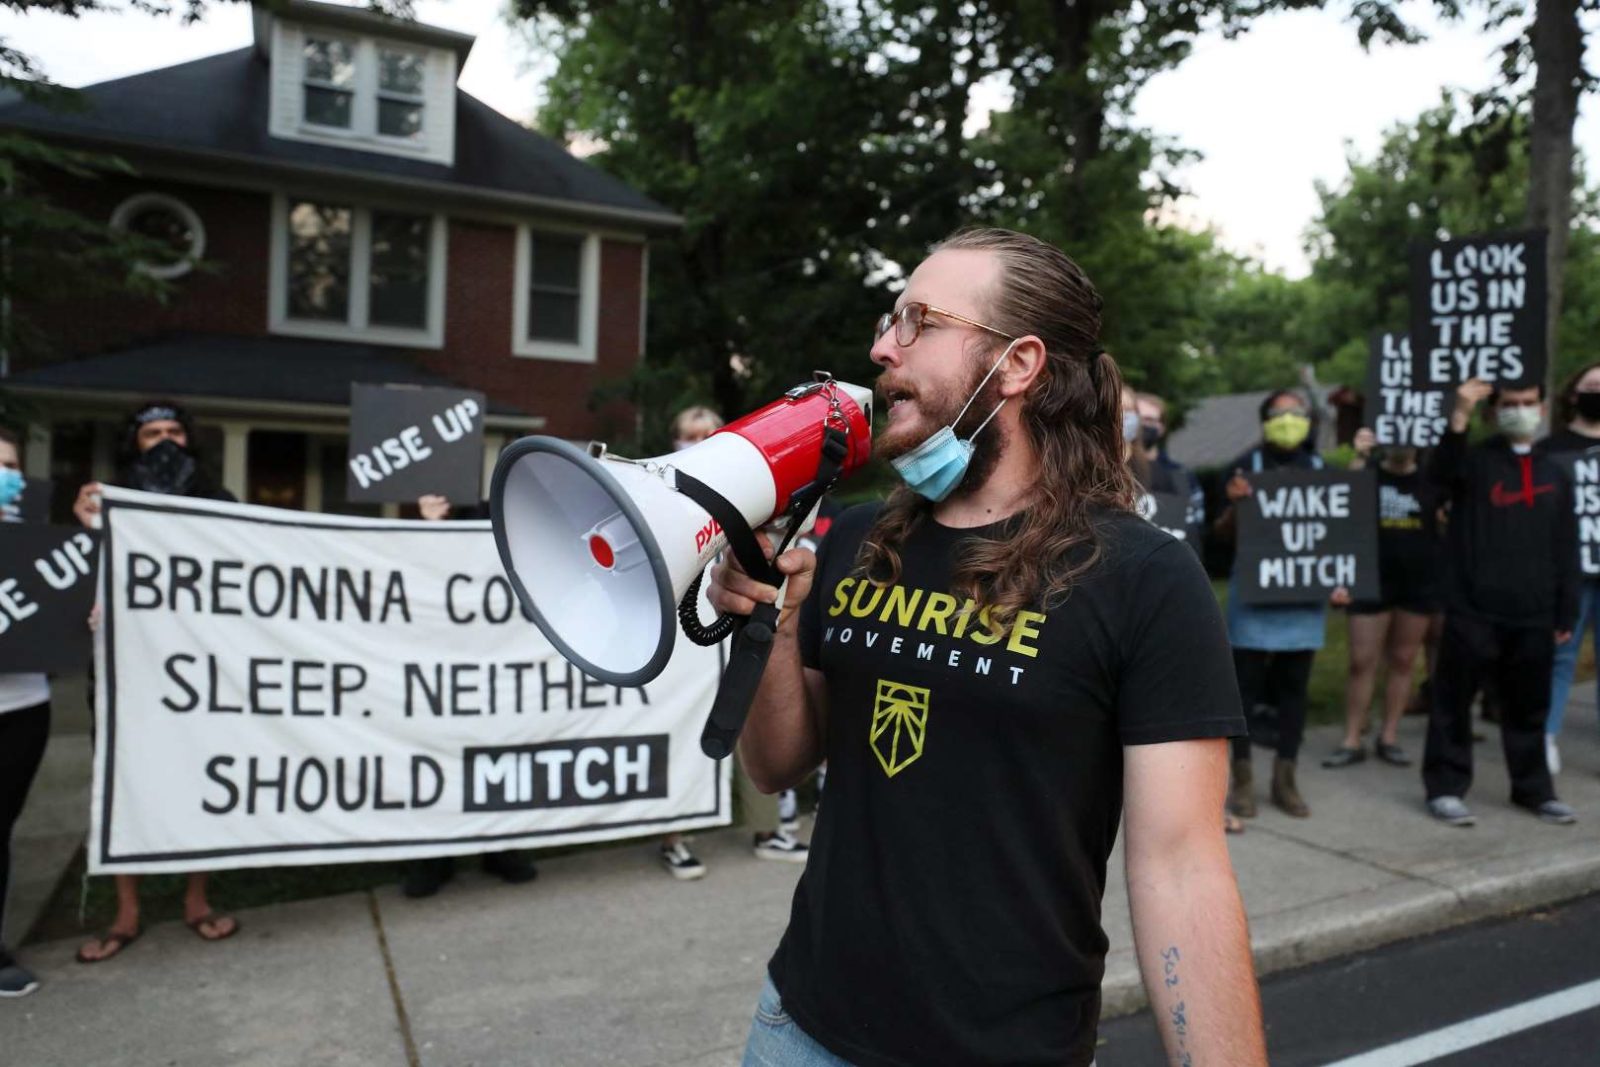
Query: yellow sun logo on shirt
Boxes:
[{"xmin": 871, "ymin": 679, "xmax": 929, "ymax": 778}]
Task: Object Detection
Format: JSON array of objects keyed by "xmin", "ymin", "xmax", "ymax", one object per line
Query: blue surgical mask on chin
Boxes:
[
  {"xmin": 0, "ymin": 468, "xmax": 24, "ymax": 507},
  {"xmin": 890, "ymin": 340, "xmax": 1017, "ymax": 503}
]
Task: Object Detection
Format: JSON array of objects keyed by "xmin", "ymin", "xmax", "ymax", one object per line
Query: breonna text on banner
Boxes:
[
  {"xmin": 0, "ymin": 523, "xmax": 100, "ymax": 673},
  {"xmin": 1409, "ymin": 229, "xmax": 1547, "ymax": 391},
  {"xmin": 1235, "ymin": 468, "xmax": 1379, "ymax": 606},
  {"xmin": 1561, "ymin": 453, "xmax": 1600, "ymax": 578},
  {"xmin": 89, "ymin": 487, "xmax": 729, "ymax": 874},
  {"xmin": 1364, "ymin": 332, "xmax": 1447, "ymax": 448},
  {"xmin": 1137, "ymin": 491, "xmax": 1191, "ymax": 544},
  {"xmin": 346, "ymin": 383, "xmax": 487, "ymax": 505}
]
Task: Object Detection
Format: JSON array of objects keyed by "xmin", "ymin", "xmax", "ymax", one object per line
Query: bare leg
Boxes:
[
  {"xmin": 183, "ymin": 872, "xmax": 236, "ymax": 940},
  {"xmin": 1382, "ymin": 611, "xmax": 1433, "ymax": 746},
  {"xmin": 77, "ymin": 874, "xmax": 141, "ymax": 961},
  {"xmin": 1342, "ymin": 612, "xmax": 1392, "ymax": 749}
]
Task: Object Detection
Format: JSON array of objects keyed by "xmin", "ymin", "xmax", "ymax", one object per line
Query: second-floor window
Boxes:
[
  {"xmin": 303, "ymin": 37, "xmax": 355, "ymax": 131},
  {"xmin": 274, "ymin": 196, "xmax": 445, "ymax": 346},
  {"xmin": 300, "ymin": 36, "xmax": 426, "ymax": 143},
  {"xmin": 513, "ymin": 227, "xmax": 599, "ymax": 362}
]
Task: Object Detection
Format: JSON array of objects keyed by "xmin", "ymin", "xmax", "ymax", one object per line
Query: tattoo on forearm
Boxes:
[{"xmin": 1161, "ymin": 945, "xmax": 1194, "ymax": 1067}]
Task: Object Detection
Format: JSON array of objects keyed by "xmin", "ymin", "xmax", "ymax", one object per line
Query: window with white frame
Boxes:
[
  {"xmin": 297, "ymin": 35, "xmax": 427, "ymax": 143},
  {"xmin": 514, "ymin": 228, "xmax": 598, "ymax": 362},
  {"xmin": 302, "ymin": 36, "xmax": 356, "ymax": 130},
  {"xmin": 376, "ymin": 48, "xmax": 426, "ymax": 140},
  {"xmin": 274, "ymin": 196, "xmax": 445, "ymax": 346}
]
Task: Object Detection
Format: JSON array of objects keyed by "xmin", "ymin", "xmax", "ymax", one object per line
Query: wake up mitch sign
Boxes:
[{"xmin": 1235, "ymin": 469, "xmax": 1378, "ymax": 606}]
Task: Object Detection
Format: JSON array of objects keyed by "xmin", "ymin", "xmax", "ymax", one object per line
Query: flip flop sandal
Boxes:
[
  {"xmin": 186, "ymin": 912, "xmax": 241, "ymax": 942},
  {"xmin": 1321, "ymin": 746, "xmax": 1366, "ymax": 769},
  {"xmin": 76, "ymin": 928, "xmax": 141, "ymax": 964},
  {"xmin": 1224, "ymin": 814, "xmax": 1246, "ymax": 835}
]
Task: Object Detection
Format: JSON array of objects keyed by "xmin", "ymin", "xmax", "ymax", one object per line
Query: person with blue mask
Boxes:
[
  {"xmin": 1213, "ymin": 389, "xmax": 1351, "ymax": 821},
  {"xmin": 709, "ymin": 228, "xmax": 1264, "ymax": 1067},
  {"xmin": 0, "ymin": 427, "xmax": 49, "ymax": 998}
]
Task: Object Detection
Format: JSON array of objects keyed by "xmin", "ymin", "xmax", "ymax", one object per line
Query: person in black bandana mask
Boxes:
[
  {"xmin": 711, "ymin": 228, "xmax": 1263, "ymax": 1067},
  {"xmin": 71, "ymin": 401, "xmax": 240, "ymax": 964},
  {"xmin": 1538, "ymin": 360, "xmax": 1600, "ymax": 775}
]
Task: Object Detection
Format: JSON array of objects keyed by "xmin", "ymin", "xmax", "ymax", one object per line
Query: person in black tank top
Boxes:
[{"xmin": 1324, "ymin": 428, "xmax": 1441, "ymax": 771}]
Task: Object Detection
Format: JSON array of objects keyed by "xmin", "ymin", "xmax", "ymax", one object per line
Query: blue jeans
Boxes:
[
  {"xmin": 1549, "ymin": 581, "xmax": 1600, "ymax": 736},
  {"xmin": 742, "ymin": 976, "xmax": 855, "ymax": 1066}
]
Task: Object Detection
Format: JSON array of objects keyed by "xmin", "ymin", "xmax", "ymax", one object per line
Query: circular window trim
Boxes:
[{"xmin": 110, "ymin": 193, "xmax": 206, "ymax": 280}]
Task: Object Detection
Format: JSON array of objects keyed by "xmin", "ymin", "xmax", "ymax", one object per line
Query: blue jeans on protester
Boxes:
[
  {"xmin": 742, "ymin": 976, "xmax": 855, "ymax": 1066},
  {"xmin": 1549, "ymin": 580, "xmax": 1600, "ymax": 736}
]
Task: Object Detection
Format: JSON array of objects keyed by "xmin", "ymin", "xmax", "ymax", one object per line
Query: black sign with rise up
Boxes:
[
  {"xmin": 1235, "ymin": 469, "xmax": 1379, "ymax": 606},
  {"xmin": 0, "ymin": 523, "xmax": 101, "ymax": 673},
  {"xmin": 346, "ymin": 384, "xmax": 488, "ymax": 505},
  {"xmin": 1409, "ymin": 230, "xmax": 1547, "ymax": 392}
]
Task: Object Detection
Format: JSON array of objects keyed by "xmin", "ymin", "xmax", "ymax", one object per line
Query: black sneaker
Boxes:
[
  {"xmin": 0, "ymin": 951, "xmax": 39, "ymax": 998},
  {"xmin": 401, "ymin": 856, "xmax": 456, "ymax": 898},
  {"xmin": 660, "ymin": 840, "xmax": 706, "ymax": 880},
  {"xmin": 481, "ymin": 851, "xmax": 539, "ymax": 885},
  {"xmin": 753, "ymin": 830, "xmax": 809, "ymax": 864}
]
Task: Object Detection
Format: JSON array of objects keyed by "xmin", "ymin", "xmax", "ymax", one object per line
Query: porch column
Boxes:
[{"xmin": 221, "ymin": 421, "xmax": 249, "ymax": 500}]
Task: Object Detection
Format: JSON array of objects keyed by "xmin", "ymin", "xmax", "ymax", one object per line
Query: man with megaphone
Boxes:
[{"xmin": 710, "ymin": 228, "xmax": 1266, "ymax": 1067}]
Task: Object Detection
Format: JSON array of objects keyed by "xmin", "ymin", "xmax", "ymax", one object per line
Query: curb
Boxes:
[{"xmin": 1099, "ymin": 851, "xmax": 1600, "ymax": 1018}]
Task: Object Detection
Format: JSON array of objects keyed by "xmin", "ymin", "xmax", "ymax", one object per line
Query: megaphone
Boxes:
[{"xmin": 490, "ymin": 375, "xmax": 873, "ymax": 700}]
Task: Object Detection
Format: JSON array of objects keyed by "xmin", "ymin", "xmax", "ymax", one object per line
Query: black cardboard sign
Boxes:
[
  {"xmin": 346, "ymin": 384, "xmax": 487, "ymax": 505},
  {"xmin": 1560, "ymin": 452, "xmax": 1600, "ymax": 578},
  {"xmin": 1364, "ymin": 333, "xmax": 1447, "ymax": 448},
  {"xmin": 1, "ymin": 477, "xmax": 50, "ymax": 525},
  {"xmin": 0, "ymin": 523, "xmax": 100, "ymax": 673},
  {"xmin": 1137, "ymin": 491, "xmax": 1191, "ymax": 544},
  {"xmin": 1409, "ymin": 230, "xmax": 1547, "ymax": 391},
  {"xmin": 1235, "ymin": 468, "xmax": 1379, "ymax": 606}
]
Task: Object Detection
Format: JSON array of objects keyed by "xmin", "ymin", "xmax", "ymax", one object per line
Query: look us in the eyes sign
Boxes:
[{"xmin": 1235, "ymin": 469, "xmax": 1378, "ymax": 606}]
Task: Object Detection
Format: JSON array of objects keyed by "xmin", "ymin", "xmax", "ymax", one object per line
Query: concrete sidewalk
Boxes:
[{"xmin": 6, "ymin": 701, "xmax": 1600, "ymax": 1066}]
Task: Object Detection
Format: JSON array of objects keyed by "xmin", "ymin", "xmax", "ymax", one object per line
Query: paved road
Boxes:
[{"xmin": 1096, "ymin": 892, "xmax": 1600, "ymax": 1066}]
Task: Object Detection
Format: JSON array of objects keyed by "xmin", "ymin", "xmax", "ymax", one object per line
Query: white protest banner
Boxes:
[{"xmin": 90, "ymin": 487, "xmax": 730, "ymax": 874}]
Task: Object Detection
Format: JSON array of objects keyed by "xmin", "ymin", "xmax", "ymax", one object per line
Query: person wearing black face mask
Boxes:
[
  {"xmin": 1537, "ymin": 361, "xmax": 1600, "ymax": 776},
  {"xmin": 1136, "ymin": 392, "xmax": 1205, "ymax": 551},
  {"xmin": 71, "ymin": 401, "xmax": 240, "ymax": 965}
]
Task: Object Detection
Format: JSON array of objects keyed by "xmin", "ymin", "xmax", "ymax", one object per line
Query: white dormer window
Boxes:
[
  {"xmin": 269, "ymin": 21, "xmax": 456, "ymax": 164},
  {"xmin": 302, "ymin": 36, "xmax": 356, "ymax": 130}
]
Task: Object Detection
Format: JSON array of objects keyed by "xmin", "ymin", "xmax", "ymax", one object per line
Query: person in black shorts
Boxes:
[
  {"xmin": 1325, "ymin": 427, "xmax": 1442, "ymax": 769},
  {"xmin": 712, "ymin": 228, "xmax": 1264, "ymax": 1067}
]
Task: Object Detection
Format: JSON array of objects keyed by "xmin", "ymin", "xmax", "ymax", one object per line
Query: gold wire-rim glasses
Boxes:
[{"xmin": 875, "ymin": 301, "xmax": 1015, "ymax": 347}]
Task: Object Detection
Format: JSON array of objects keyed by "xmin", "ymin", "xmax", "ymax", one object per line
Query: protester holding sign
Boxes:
[
  {"xmin": 0, "ymin": 428, "xmax": 49, "ymax": 998},
  {"xmin": 1537, "ymin": 360, "xmax": 1600, "ymax": 775},
  {"xmin": 1324, "ymin": 428, "xmax": 1440, "ymax": 772},
  {"xmin": 73, "ymin": 401, "xmax": 241, "ymax": 964},
  {"xmin": 1422, "ymin": 379, "xmax": 1578, "ymax": 827},
  {"xmin": 399, "ymin": 494, "xmax": 540, "ymax": 899},
  {"xmin": 1136, "ymin": 391, "xmax": 1206, "ymax": 547},
  {"xmin": 1213, "ymin": 389, "xmax": 1351, "ymax": 820},
  {"xmin": 661, "ymin": 405, "xmax": 809, "ymax": 880}
]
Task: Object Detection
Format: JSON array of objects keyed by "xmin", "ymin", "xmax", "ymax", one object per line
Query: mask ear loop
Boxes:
[{"xmin": 951, "ymin": 338, "xmax": 1020, "ymax": 441}]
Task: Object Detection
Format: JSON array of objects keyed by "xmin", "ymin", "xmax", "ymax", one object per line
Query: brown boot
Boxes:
[
  {"xmin": 1271, "ymin": 757, "xmax": 1310, "ymax": 817},
  {"xmin": 1228, "ymin": 757, "xmax": 1257, "ymax": 818}
]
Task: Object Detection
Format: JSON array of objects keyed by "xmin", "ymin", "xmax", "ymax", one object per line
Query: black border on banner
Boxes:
[{"xmin": 96, "ymin": 494, "xmax": 727, "ymax": 867}]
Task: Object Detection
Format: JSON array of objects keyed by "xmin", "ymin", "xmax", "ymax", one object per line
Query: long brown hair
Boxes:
[{"xmin": 856, "ymin": 228, "xmax": 1139, "ymax": 625}]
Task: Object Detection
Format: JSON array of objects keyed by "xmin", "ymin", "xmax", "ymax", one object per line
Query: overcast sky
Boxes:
[{"xmin": 2, "ymin": 0, "xmax": 1595, "ymax": 277}]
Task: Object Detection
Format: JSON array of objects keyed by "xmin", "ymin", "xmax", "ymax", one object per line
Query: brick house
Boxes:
[{"xmin": 0, "ymin": 0, "xmax": 678, "ymax": 516}]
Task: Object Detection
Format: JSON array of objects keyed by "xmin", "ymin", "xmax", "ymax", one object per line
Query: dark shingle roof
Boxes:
[
  {"xmin": 0, "ymin": 48, "xmax": 676, "ymax": 226},
  {"xmin": 8, "ymin": 333, "xmax": 530, "ymax": 417}
]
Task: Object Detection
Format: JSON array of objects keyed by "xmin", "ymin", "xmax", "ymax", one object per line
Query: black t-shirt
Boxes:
[
  {"xmin": 1541, "ymin": 427, "xmax": 1600, "ymax": 457},
  {"xmin": 1375, "ymin": 467, "xmax": 1439, "ymax": 586},
  {"xmin": 770, "ymin": 503, "xmax": 1244, "ymax": 1067}
]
